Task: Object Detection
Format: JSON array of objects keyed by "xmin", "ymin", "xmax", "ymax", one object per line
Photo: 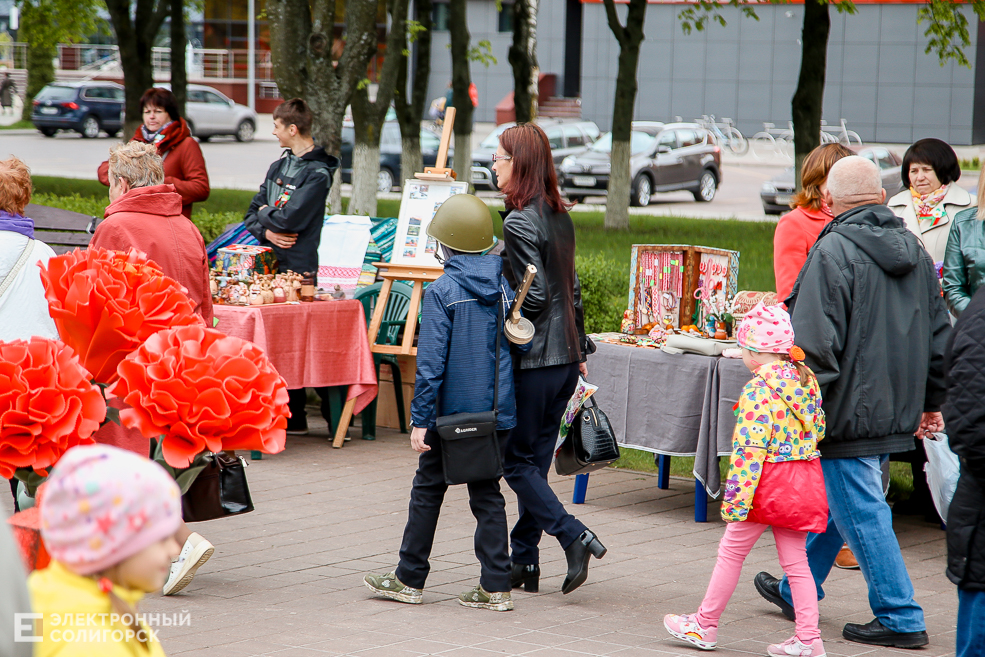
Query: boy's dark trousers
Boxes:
[{"xmin": 395, "ymin": 429, "xmax": 511, "ymax": 593}]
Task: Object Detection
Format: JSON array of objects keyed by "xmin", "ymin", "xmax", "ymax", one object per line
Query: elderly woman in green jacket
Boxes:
[{"xmin": 943, "ymin": 176, "xmax": 985, "ymax": 317}]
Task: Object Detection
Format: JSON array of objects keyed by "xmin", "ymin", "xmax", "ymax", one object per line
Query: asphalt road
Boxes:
[{"xmin": 1, "ymin": 121, "xmax": 786, "ymax": 221}]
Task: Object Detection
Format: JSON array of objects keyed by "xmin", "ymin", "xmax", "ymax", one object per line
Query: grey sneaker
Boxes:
[
  {"xmin": 364, "ymin": 571, "xmax": 423, "ymax": 604},
  {"xmin": 458, "ymin": 585, "xmax": 514, "ymax": 611}
]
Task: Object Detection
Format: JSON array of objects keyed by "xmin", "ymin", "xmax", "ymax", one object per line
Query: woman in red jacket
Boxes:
[
  {"xmin": 98, "ymin": 88, "xmax": 210, "ymax": 218},
  {"xmin": 773, "ymin": 143, "xmax": 853, "ymax": 302}
]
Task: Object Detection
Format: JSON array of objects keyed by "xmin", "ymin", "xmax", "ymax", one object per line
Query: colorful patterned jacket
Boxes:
[{"xmin": 721, "ymin": 360, "xmax": 825, "ymax": 522}]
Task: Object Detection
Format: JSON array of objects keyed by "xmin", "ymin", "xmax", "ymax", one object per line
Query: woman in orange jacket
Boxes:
[{"xmin": 773, "ymin": 144, "xmax": 853, "ymax": 303}]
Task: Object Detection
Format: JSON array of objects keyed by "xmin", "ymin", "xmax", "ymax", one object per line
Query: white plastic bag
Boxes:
[{"xmin": 924, "ymin": 432, "xmax": 960, "ymax": 523}]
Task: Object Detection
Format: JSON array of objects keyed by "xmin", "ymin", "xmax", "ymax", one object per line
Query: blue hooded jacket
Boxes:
[{"xmin": 411, "ymin": 254, "xmax": 518, "ymax": 430}]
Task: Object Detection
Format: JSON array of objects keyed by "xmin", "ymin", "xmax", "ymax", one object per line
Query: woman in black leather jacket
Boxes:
[{"xmin": 493, "ymin": 123, "xmax": 606, "ymax": 596}]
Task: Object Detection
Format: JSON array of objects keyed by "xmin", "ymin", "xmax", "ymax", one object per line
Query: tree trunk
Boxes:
[
  {"xmin": 395, "ymin": 0, "xmax": 432, "ymax": 179},
  {"xmin": 448, "ymin": 0, "xmax": 473, "ymax": 182},
  {"xmin": 170, "ymin": 0, "xmax": 187, "ymax": 118},
  {"xmin": 603, "ymin": 0, "xmax": 646, "ymax": 230},
  {"xmin": 400, "ymin": 136, "xmax": 423, "ymax": 186},
  {"xmin": 509, "ymin": 0, "xmax": 537, "ymax": 123},
  {"xmin": 791, "ymin": 0, "xmax": 829, "ymax": 192},
  {"xmin": 350, "ymin": 139, "xmax": 382, "ymax": 216},
  {"xmin": 19, "ymin": 8, "xmax": 55, "ymax": 123},
  {"xmin": 104, "ymin": 0, "xmax": 169, "ymax": 139},
  {"xmin": 267, "ymin": 0, "xmax": 379, "ymax": 213}
]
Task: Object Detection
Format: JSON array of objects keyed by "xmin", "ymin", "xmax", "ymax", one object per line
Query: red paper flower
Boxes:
[
  {"xmin": 109, "ymin": 325, "xmax": 289, "ymax": 467},
  {"xmin": 41, "ymin": 247, "xmax": 204, "ymax": 384},
  {"xmin": 0, "ymin": 338, "xmax": 107, "ymax": 479}
]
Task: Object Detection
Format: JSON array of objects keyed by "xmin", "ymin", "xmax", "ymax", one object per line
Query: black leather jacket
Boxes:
[{"xmin": 500, "ymin": 198, "xmax": 586, "ymax": 370}]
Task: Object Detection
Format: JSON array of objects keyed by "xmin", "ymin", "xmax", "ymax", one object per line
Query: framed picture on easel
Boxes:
[{"xmin": 392, "ymin": 180, "xmax": 469, "ymax": 266}]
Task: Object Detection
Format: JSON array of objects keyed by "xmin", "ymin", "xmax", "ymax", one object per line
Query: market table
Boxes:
[
  {"xmin": 584, "ymin": 341, "xmax": 751, "ymax": 521},
  {"xmin": 213, "ymin": 300, "xmax": 379, "ymax": 445}
]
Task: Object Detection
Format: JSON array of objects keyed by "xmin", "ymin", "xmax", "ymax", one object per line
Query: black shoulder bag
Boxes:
[
  {"xmin": 435, "ymin": 309, "xmax": 504, "ymax": 485},
  {"xmin": 554, "ymin": 395, "xmax": 620, "ymax": 476}
]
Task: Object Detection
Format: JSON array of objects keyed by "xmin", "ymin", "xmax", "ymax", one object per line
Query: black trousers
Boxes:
[
  {"xmin": 396, "ymin": 429, "xmax": 511, "ymax": 592},
  {"xmin": 503, "ymin": 362, "xmax": 586, "ymax": 565},
  {"xmin": 286, "ymin": 387, "xmax": 333, "ymax": 430}
]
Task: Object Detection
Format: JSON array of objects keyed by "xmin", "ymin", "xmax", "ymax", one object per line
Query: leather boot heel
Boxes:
[
  {"xmin": 562, "ymin": 529, "xmax": 606, "ymax": 595},
  {"xmin": 510, "ymin": 563, "xmax": 540, "ymax": 593}
]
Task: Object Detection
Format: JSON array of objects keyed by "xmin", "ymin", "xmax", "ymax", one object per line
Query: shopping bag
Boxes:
[
  {"xmin": 746, "ymin": 458, "xmax": 828, "ymax": 533},
  {"xmin": 554, "ymin": 377, "xmax": 599, "ymax": 458},
  {"xmin": 924, "ymin": 432, "xmax": 960, "ymax": 523}
]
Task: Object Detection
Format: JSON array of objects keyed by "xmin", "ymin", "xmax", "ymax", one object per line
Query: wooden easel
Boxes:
[{"xmin": 331, "ymin": 108, "xmax": 459, "ymax": 448}]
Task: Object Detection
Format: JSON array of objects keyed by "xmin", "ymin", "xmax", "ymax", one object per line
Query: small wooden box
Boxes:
[
  {"xmin": 627, "ymin": 244, "xmax": 739, "ymax": 332},
  {"xmin": 375, "ymin": 357, "xmax": 415, "ymax": 429}
]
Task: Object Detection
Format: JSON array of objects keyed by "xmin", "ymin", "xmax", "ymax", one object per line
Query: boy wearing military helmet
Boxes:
[{"xmin": 364, "ymin": 193, "xmax": 521, "ymax": 611}]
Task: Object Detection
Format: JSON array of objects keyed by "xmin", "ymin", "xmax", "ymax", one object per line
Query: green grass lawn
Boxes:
[{"xmin": 0, "ymin": 120, "xmax": 35, "ymax": 131}]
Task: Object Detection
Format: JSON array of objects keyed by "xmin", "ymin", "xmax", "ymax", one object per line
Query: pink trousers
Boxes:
[{"xmin": 695, "ymin": 521, "xmax": 820, "ymax": 642}]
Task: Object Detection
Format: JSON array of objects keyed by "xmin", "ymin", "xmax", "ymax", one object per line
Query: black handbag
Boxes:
[
  {"xmin": 181, "ymin": 452, "xmax": 255, "ymax": 522},
  {"xmin": 435, "ymin": 311, "xmax": 504, "ymax": 485},
  {"xmin": 555, "ymin": 395, "xmax": 620, "ymax": 476}
]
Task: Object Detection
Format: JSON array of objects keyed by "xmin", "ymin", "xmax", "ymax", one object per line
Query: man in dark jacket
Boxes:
[
  {"xmin": 244, "ymin": 98, "xmax": 340, "ymax": 277},
  {"xmin": 755, "ymin": 156, "xmax": 950, "ymax": 648},
  {"xmin": 942, "ymin": 285, "xmax": 985, "ymax": 657},
  {"xmin": 244, "ymin": 98, "xmax": 340, "ymax": 432}
]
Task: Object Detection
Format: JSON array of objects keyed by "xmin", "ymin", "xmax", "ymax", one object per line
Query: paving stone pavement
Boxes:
[{"xmin": 13, "ymin": 415, "xmax": 959, "ymax": 657}]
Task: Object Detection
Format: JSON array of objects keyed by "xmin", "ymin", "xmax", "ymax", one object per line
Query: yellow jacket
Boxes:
[{"xmin": 27, "ymin": 560, "xmax": 167, "ymax": 657}]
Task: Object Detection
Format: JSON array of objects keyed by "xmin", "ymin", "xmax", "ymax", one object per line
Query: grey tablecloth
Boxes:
[{"xmin": 588, "ymin": 342, "xmax": 751, "ymax": 497}]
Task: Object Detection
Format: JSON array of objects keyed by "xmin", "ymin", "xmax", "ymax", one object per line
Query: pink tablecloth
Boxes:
[{"xmin": 213, "ymin": 300, "xmax": 378, "ymax": 415}]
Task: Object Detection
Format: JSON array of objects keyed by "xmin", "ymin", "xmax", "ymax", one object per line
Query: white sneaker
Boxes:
[
  {"xmin": 163, "ymin": 533, "xmax": 214, "ymax": 596},
  {"xmin": 767, "ymin": 637, "xmax": 826, "ymax": 657}
]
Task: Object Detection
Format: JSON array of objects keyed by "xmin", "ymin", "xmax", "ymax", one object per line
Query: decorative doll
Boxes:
[
  {"xmin": 260, "ymin": 280, "xmax": 275, "ymax": 304},
  {"xmin": 272, "ymin": 278, "xmax": 287, "ymax": 304},
  {"xmin": 249, "ymin": 280, "xmax": 264, "ymax": 306}
]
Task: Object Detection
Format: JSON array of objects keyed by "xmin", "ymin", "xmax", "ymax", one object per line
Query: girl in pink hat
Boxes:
[
  {"xmin": 28, "ymin": 444, "xmax": 182, "ymax": 657},
  {"xmin": 664, "ymin": 302, "xmax": 829, "ymax": 657}
]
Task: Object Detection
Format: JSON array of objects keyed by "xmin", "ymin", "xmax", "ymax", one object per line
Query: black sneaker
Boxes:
[
  {"xmin": 842, "ymin": 619, "xmax": 929, "ymax": 648},
  {"xmin": 754, "ymin": 572, "xmax": 796, "ymax": 621}
]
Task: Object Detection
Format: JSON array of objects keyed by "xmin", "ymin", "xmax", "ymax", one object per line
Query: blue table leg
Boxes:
[
  {"xmin": 250, "ymin": 450, "xmax": 262, "ymax": 461},
  {"xmin": 572, "ymin": 473, "xmax": 590, "ymax": 504},
  {"xmin": 656, "ymin": 454, "xmax": 670, "ymax": 489},
  {"xmin": 695, "ymin": 479, "xmax": 708, "ymax": 522}
]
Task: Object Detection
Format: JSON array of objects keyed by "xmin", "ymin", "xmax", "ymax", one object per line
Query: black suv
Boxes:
[{"xmin": 31, "ymin": 82, "xmax": 125, "ymax": 139}]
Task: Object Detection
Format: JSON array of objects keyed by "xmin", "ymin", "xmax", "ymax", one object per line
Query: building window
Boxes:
[
  {"xmin": 432, "ymin": 2, "xmax": 449, "ymax": 31},
  {"xmin": 498, "ymin": 2, "xmax": 513, "ymax": 33}
]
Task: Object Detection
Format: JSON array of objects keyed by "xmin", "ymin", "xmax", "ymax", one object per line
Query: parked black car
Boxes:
[
  {"xmin": 470, "ymin": 119, "xmax": 601, "ymax": 190},
  {"xmin": 558, "ymin": 122, "xmax": 722, "ymax": 206},
  {"xmin": 340, "ymin": 121, "xmax": 447, "ymax": 192},
  {"xmin": 31, "ymin": 82, "xmax": 125, "ymax": 138},
  {"xmin": 760, "ymin": 146, "xmax": 904, "ymax": 214}
]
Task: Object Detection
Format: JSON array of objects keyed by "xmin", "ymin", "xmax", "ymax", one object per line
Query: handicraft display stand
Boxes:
[{"xmin": 627, "ymin": 244, "xmax": 739, "ymax": 333}]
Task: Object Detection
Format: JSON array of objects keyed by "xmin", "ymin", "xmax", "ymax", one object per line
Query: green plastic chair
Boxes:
[{"xmin": 354, "ymin": 282, "xmax": 414, "ymax": 439}]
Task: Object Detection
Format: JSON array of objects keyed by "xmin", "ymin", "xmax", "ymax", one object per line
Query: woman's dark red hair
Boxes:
[{"xmin": 499, "ymin": 123, "xmax": 571, "ymax": 213}]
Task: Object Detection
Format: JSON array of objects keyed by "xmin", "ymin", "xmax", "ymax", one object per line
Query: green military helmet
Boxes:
[{"xmin": 426, "ymin": 193, "xmax": 494, "ymax": 253}]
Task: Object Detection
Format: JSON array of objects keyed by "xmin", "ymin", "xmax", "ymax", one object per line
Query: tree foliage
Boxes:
[{"xmin": 16, "ymin": 0, "xmax": 98, "ymax": 121}]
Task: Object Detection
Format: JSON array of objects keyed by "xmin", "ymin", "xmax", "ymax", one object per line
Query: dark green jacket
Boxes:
[
  {"xmin": 786, "ymin": 203, "xmax": 951, "ymax": 459},
  {"xmin": 943, "ymin": 206, "xmax": 985, "ymax": 318}
]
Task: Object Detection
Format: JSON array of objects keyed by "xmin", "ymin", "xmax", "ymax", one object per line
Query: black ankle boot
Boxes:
[
  {"xmin": 510, "ymin": 563, "xmax": 540, "ymax": 592},
  {"xmin": 561, "ymin": 529, "xmax": 607, "ymax": 595}
]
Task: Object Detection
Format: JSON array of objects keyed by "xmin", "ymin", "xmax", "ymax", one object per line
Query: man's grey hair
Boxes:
[
  {"xmin": 825, "ymin": 156, "xmax": 882, "ymax": 205},
  {"xmin": 108, "ymin": 141, "xmax": 165, "ymax": 189}
]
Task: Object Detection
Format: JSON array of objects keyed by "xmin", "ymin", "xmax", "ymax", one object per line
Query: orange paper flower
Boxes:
[
  {"xmin": 41, "ymin": 248, "xmax": 204, "ymax": 384},
  {"xmin": 789, "ymin": 345, "xmax": 806, "ymax": 362},
  {"xmin": 0, "ymin": 338, "xmax": 107, "ymax": 479},
  {"xmin": 109, "ymin": 325, "xmax": 289, "ymax": 467}
]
